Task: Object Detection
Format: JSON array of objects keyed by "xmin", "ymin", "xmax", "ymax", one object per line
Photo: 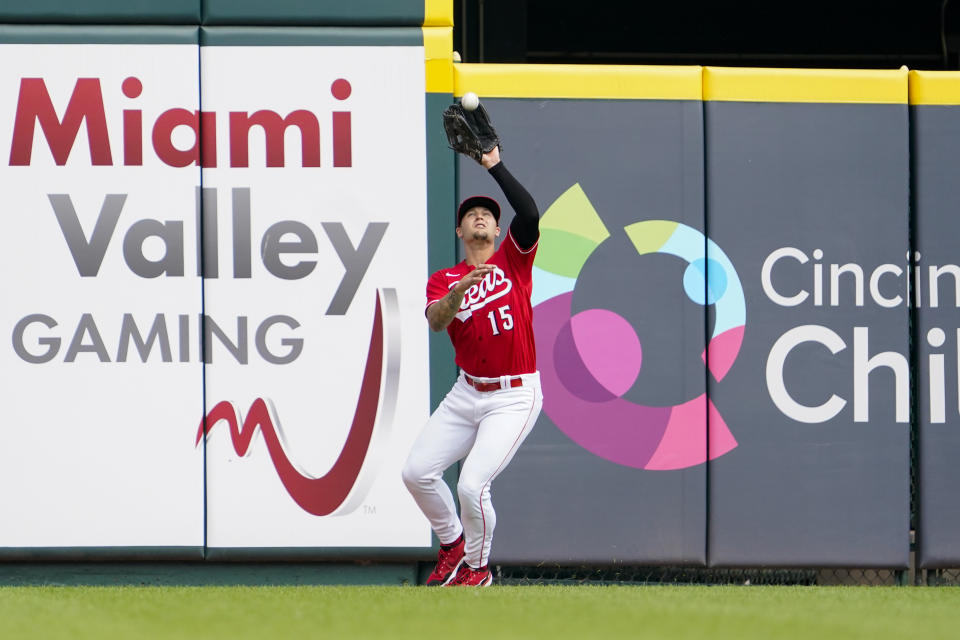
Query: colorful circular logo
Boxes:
[{"xmin": 533, "ymin": 184, "xmax": 746, "ymax": 470}]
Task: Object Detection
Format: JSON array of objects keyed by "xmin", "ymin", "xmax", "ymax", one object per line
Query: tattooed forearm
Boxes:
[{"xmin": 427, "ymin": 286, "xmax": 465, "ymax": 332}]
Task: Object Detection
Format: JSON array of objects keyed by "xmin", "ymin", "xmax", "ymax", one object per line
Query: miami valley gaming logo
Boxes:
[
  {"xmin": 532, "ymin": 185, "xmax": 746, "ymax": 470},
  {"xmin": 196, "ymin": 290, "xmax": 402, "ymax": 517}
]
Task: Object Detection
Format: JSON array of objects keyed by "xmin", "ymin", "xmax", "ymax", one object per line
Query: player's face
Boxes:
[{"xmin": 458, "ymin": 207, "xmax": 500, "ymax": 242}]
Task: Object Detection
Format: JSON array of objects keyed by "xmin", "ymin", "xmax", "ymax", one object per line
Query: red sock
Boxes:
[{"xmin": 440, "ymin": 533, "xmax": 463, "ymax": 551}]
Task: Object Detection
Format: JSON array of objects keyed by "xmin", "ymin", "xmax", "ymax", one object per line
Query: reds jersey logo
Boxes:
[{"xmin": 454, "ymin": 266, "xmax": 513, "ymax": 322}]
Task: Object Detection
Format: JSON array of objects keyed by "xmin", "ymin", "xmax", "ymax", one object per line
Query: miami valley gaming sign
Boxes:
[{"xmin": 0, "ymin": 43, "xmax": 431, "ymax": 550}]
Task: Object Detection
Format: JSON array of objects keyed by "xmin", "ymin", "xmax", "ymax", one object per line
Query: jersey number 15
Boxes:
[{"xmin": 486, "ymin": 305, "xmax": 513, "ymax": 336}]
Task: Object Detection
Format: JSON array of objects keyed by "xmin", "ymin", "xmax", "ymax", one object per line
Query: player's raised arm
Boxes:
[{"xmin": 482, "ymin": 148, "xmax": 540, "ymax": 251}]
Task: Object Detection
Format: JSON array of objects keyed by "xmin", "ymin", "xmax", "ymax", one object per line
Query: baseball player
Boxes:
[{"xmin": 402, "ymin": 145, "xmax": 542, "ymax": 587}]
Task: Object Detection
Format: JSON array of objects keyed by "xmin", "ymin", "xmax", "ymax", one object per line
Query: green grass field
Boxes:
[{"xmin": 0, "ymin": 585, "xmax": 957, "ymax": 639}]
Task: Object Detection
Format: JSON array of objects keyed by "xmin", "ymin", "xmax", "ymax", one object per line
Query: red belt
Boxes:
[{"xmin": 464, "ymin": 374, "xmax": 524, "ymax": 392}]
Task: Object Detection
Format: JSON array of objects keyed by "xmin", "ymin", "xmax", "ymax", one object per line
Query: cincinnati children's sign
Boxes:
[{"xmin": 761, "ymin": 247, "xmax": 950, "ymax": 426}]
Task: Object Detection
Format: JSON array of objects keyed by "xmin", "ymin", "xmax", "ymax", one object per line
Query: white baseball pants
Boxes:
[{"xmin": 402, "ymin": 371, "xmax": 542, "ymax": 569}]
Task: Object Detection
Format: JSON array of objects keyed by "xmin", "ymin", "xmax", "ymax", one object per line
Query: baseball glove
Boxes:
[{"xmin": 441, "ymin": 103, "xmax": 501, "ymax": 163}]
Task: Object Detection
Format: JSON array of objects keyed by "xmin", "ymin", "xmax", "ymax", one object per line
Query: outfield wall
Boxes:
[{"xmin": 2, "ymin": 0, "xmax": 960, "ymax": 572}]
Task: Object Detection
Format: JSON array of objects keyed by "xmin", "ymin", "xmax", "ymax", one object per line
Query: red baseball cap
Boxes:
[{"xmin": 456, "ymin": 196, "xmax": 501, "ymax": 226}]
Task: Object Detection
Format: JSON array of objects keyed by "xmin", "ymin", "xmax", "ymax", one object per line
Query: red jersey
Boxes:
[{"xmin": 426, "ymin": 229, "xmax": 538, "ymax": 377}]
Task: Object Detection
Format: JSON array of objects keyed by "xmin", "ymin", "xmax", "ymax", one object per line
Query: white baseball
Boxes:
[{"xmin": 461, "ymin": 92, "xmax": 479, "ymax": 111}]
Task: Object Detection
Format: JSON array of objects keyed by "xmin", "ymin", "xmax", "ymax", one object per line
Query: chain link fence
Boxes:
[
  {"xmin": 925, "ymin": 569, "xmax": 960, "ymax": 586},
  {"xmin": 494, "ymin": 565, "xmax": 909, "ymax": 586},
  {"xmin": 490, "ymin": 536, "xmax": 958, "ymax": 586}
]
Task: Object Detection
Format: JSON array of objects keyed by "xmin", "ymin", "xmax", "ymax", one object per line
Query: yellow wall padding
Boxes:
[
  {"xmin": 909, "ymin": 70, "xmax": 960, "ymax": 105},
  {"xmin": 423, "ymin": 25, "xmax": 453, "ymax": 93},
  {"xmin": 448, "ymin": 63, "xmax": 960, "ymax": 106},
  {"xmin": 423, "ymin": 0, "xmax": 453, "ymax": 27},
  {"xmin": 453, "ymin": 63, "xmax": 702, "ymax": 100},
  {"xmin": 703, "ymin": 66, "xmax": 907, "ymax": 104}
]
